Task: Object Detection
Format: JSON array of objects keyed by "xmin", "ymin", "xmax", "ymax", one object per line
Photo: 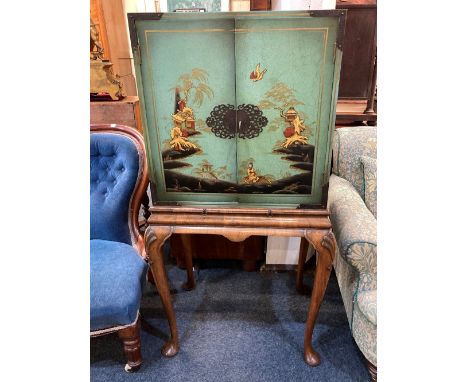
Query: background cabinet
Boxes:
[
  {"xmin": 336, "ymin": 0, "xmax": 377, "ymax": 125},
  {"xmin": 250, "ymin": 0, "xmax": 271, "ymax": 10}
]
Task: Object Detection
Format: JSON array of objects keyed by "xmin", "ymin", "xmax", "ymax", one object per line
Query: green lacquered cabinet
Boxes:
[{"xmin": 128, "ymin": 10, "xmax": 345, "ymax": 208}]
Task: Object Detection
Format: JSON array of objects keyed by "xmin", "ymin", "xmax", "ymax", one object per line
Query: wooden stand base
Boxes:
[{"xmin": 144, "ymin": 205, "xmax": 336, "ymax": 366}]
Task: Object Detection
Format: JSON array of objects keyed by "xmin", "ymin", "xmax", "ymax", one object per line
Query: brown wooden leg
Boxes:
[
  {"xmin": 147, "ymin": 267, "xmax": 155, "ymax": 285},
  {"xmin": 296, "ymin": 238, "xmax": 309, "ymax": 294},
  {"xmin": 180, "ymin": 234, "xmax": 196, "ymax": 291},
  {"xmin": 242, "ymin": 259, "xmax": 257, "ymax": 271},
  {"xmin": 117, "ymin": 315, "xmax": 142, "ymax": 372},
  {"xmin": 365, "ymin": 359, "xmax": 377, "ymax": 381},
  {"xmin": 141, "ymin": 190, "xmax": 151, "ymax": 222},
  {"xmin": 144, "ymin": 226, "xmax": 179, "ymax": 357},
  {"xmin": 303, "ymin": 229, "xmax": 336, "ymax": 366}
]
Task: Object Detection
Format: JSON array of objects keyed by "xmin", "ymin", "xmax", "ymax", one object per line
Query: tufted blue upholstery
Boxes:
[
  {"xmin": 90, "ymin": 133, "xmax": 141, "ymax": 245},
  {"xmin": 90, "ymin": 239, "xmax": 148, "ymax": 331}
]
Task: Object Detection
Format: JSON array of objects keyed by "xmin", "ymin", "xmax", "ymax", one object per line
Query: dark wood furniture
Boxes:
[
  {"xmin": 90, "ymin": 124, "xmax": 149, "ymax": 372},
  {"xmin": 336, "ymin": 0, "xmax": 377, "ymax": 125},
  {"xmin": 250, "ymin": 0, "xmax": 271, "ymax": 11},
  {"xmin": 144, "ymin": 206, "xmax": 336, "ymax": 366},
  {"xmin": 170, "ymin": 234, "xmax": 265, "ymax": 274},
  {"xmin": 90, "ymin": 96, "xmax": 142, "ymax": 133}
]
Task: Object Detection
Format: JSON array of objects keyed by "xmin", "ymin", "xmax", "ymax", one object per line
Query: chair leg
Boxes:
[
  {"xmin": 117, "ymin": 315, "xmax": 142, "ymax": 372},
  {"xmin": 365, "ymin": 358, "xmax": 377, "ymax": 381}
]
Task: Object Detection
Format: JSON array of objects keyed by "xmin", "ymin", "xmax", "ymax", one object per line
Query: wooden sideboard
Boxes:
[{"xmin": 90, "ymin": 96, "xmax": 142, "ymax": 133}]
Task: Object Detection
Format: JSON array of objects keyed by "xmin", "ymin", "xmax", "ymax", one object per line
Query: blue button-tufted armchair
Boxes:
[{"xmin": 90, "ymin": 124, "xmax": 149, "ymax": 372}]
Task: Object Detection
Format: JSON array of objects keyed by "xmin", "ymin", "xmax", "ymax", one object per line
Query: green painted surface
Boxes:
[{"xmin": 134, "ymin": 11, "xmax": 342, "ymax": 206}]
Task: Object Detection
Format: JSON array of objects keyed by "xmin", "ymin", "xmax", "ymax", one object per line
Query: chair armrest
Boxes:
[{"xmin": 328, "ymin": 174, "xmax": 377, "ymax": 279}]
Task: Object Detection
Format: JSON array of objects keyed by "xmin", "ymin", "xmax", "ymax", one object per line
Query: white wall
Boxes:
[{"xmin": 266, "ymin": 237, "xmax": 315, "ymax": 265}]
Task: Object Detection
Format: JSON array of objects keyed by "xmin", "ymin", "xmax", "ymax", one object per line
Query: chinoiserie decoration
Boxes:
[
  {"xmin": 206, "ymin": 104, "xmax": 268, "ymax": 139},
  {"xmin": 280, "ymin": 107, "xmax": 308, "ymax": 148},
  {"xmin": 243, "ymin": 162, "xmax": 272, "ymax": 185},
  {"xmin": 170, "ymin": 102, "xmax": 199, "ymax": 151},
  {"xmin": 90, "ymin": 18, "xmax": 124, "ymax": 101},
  {"xmin": 250, "ymin": 63, "xmax": 267, "ymax": 82},
  {"xmin": 129, "ymin": 10, "xmax": 346, "ymax": 207},
  {"xmin": 159, "ymin": 65, "xmax": 317, "ymax": 195}
]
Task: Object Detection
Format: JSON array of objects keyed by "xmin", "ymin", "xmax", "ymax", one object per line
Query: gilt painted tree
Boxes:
[
  {"xmin": 257, "ymin": 82, "xmax": 314, "ymax": 146},
  {"xmin": 171, "ymin": 68, "xmax": 214, "ymax": 107}
]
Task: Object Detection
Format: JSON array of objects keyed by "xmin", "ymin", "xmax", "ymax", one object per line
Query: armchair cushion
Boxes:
[
  {"xmin": 332, "ymin": 126, "xmax": 377, "ymax": 199},
  {"xmin": 90, "ymin": 133, "xmax": 141, "ymax": 245},
  {"xmin": 90, "ymin": 239, "xmax": 148, "ymax": 331},
  {"xmin": 360, "ymin": 155, "xmax": 377, "ymax": 218}
]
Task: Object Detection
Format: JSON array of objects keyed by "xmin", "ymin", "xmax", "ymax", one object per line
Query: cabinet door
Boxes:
[
  {"xmin": 138, "ymin": 18, "xmax": 238, "ymax": 203},
  {"xmin": 233, "ymin": 16, "xmax": 338, "ymax": 205}
]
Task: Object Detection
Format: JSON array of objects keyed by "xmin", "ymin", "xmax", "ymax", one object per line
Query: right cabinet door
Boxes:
[{"xmin": 233, "ymin": 16, "xmax": 339, "ymax": 205}]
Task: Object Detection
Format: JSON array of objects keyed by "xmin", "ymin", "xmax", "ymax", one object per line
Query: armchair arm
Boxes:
[{"xmin": 328, "ymin": 175, "xmax": 377, "ymax": 281}]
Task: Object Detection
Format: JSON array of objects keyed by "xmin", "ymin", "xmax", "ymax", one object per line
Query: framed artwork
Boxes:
[{"xmin": 167, "ymin": 1, "xmax": 222, "ymax": 12}]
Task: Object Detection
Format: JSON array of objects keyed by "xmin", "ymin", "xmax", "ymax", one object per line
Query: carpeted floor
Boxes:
[{"xmin": 90, "ymin": 258, "xmax": 369, "ymax": 382}]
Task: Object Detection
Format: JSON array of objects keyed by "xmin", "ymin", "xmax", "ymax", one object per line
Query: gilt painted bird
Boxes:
[{"xmin": 250, "ymin": 63, "xmax": 267, "ymax": 82}]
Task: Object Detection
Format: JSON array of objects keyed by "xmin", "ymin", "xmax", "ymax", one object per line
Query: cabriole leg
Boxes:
[
  {"xmin": 145, "ymin": 226, "xmax": 179, "ymax": 357},
  {"xmin": 303, "ymin": 229, "xmax": 336, "ymax": 366}
]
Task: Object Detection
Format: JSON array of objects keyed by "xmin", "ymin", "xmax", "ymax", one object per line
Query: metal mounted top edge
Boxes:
[
  {"xmin": 309, "ymin": 9, "xmax": 347, "ymax": 50},
  {"xmin": 128, "ymin": 13, "xmax": 163, "ymax": 50},
  {"xmin": 127, "ymin": 10, "xmax": 347, "ymax": 50}
]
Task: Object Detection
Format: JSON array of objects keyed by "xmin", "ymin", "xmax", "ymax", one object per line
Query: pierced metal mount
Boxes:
[
  {"xmin": 309, "ymin": 9, "xmax": 347, "ymax": 50},
  {"xmin": 127, "ymin": 13, "xmax": 164, "ymax": 50}
]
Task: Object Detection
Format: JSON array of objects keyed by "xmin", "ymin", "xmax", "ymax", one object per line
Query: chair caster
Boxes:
[{"xmin": 124, "ymin": 363, "xmax": 141, "ymax": 373}]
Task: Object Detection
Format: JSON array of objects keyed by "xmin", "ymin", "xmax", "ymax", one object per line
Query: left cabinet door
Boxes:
[{"xmin": 138, "ymin": 18, "xmax": 239, "ymax": 204}]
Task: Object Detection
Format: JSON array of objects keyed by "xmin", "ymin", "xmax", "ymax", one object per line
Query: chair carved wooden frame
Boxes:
[{"xmin": 90, "ymin": 124, "xmax": 149, "ymax": 372}]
